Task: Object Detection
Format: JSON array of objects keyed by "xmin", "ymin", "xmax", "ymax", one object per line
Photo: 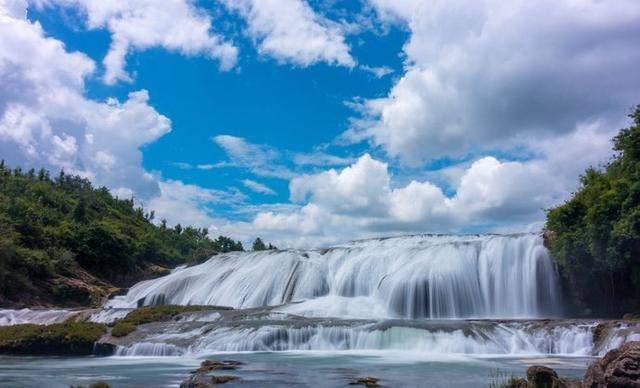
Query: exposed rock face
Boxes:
[{"xmin": 584, "ymin": 341, "xmax": 640, "ymax": 388}]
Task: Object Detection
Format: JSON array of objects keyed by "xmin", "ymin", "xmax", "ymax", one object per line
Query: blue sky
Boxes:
[{"xmin": 1, "ymin": 0, "xmax": 639, "ymax": 246}]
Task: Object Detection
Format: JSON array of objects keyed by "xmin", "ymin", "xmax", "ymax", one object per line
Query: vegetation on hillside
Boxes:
[
  {"xmin": 0, "ymin": 164, "xmax": 244, "ymax": 306},
  {"xmin": 546, "ymin": 106, "xmax": 640, "ymax": 316}
]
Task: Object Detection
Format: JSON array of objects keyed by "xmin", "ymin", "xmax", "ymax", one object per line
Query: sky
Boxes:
[{"xmin": 1, "ymin": 0, "xmax": 639, "ymax": 247}]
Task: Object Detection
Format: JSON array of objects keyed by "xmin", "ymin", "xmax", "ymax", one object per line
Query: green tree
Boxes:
[
  {"xmin": 546, "ymin": 105, "xmax": 640, "ymax": 316},
  {"xmin": 252, "ymin": 237, "xmax": 267, "ymax": 251},
  {"xmin": 0, "ymin": 164, "xmax": 245, "ymax": 305}
]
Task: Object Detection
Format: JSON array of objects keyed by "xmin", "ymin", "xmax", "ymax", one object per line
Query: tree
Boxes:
[
  {"xmin": 0, "ymin": 164, "xmax": 247, "ymax": 305},
  {"xmin": 546, "ymin": 105, "xmax": 640, "ymax": 316},
  {"xmin": 252, "ymin": 237, "xmax": 267, "ymax": 251}
]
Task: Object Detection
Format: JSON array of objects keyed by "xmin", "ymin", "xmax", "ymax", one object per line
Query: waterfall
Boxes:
[
  {"xmin": 108, "ymin": 233, "xmax": 561, "ymax": 319},
  {"xmin": 113, "ymin": 318, "xmax": 636, "ymax": 358}
]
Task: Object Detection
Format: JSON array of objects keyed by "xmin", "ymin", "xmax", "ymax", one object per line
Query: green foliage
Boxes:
[
  {"xmin": 0, "ymin": 165, "xmax": 244, "ymax": 304},
  {"xmin": 253, "ymin": 237, "xmax": 267, "ymax": 251},
  {"xmin": 252, "ymin": 237, "xmax": 277, "ymax": 251},
  {"xmin": 546, "ymin": 105, "xmax": 640, "ymax": 315},
  {"xmin": 110, "ymin": 321, "xmax": 136, "ymax": 337},
  {"xmin": 0, "ymin": 321, "xmax": 105, "ymax": 355},
  {"xmin": 110, "ymin": 305, "xmax": 230, "ymax": 337}
]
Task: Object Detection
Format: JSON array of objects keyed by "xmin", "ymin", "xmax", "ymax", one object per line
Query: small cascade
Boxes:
[
  {"xmin": 114, "ymin": 342, "xmax": 184, "ymax": 357},
  {"xmin": 0, "ymin": 308, "xmax": 74, "ymax": 326},
  {"xmin": 108, "ymin": 234, "xmax": 561, "ymax": 319},
  {"xmin": 109, "ymin": 317, "xmax": 614, "ymax": 357}
]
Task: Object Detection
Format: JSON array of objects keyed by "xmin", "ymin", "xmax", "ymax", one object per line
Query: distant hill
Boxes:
[{"xmin": 0, "ymin": 165, "xmax": 243, "ymax": 308}]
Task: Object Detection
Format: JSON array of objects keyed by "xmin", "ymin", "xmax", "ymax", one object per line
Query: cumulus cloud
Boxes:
[
  {"xmin": 242, "ymin": 179, "xmax": 276, "ymax": 195},
  {"xmin": 0, "ymin": 2, "xmax": 171, "ymax": 198},
  {"xmin": 214, "ymin": 119, "xmax": 615, "ymax": 247},
  {"xmin": 221, "ymin": 0, "xmax": 354, "ymax": 67},
  {"xmin": 147, "ymin": 180, "xmax": 247, "ymax": 227},
  {"xmin": 36, "ymin": 0, "xmax": 238, "ymax": 84},
  {"xmin": 346, "ymin": 0, "xmax": 640, "ymax": 165}
]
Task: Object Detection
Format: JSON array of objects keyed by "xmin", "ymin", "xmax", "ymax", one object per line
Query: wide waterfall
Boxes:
[{"xmin": 108, "ymin": 233, "xmax": 561, "ymax": 319}]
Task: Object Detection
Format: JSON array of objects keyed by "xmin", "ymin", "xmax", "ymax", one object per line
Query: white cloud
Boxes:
[
  {"xmin": 242, "ymin": 179, "xmax": 276, "ymax": 195},
  {"xmin": 146, "ymin": 180, "xmax": 246, "ymax": 227},
  {"xmin": 214, "ymin": 120, "xmax": 615, "ymax": 247},
  {"xmin": 0, "ymin": 1, "xmax": 170, "ymax": 198},
  {"xmin": 36, "ymin": 0, "xmax": 238, "ymax": 84},
  {"xmin": 290, "ymin": 154, "xmax": 390, "ymax": 217},
  {"xmin": 221, "ymin": 0, "xmax": 354, "ymax": 67},
  {"xmin": 212, "ymin": 134, "xmax": 295, "ymax": 179},
  {"xmin": 347, "ymin": 0, "xmax": 640, "ymax": 166},
  {"xmin": 359, "ymin": 64, "xmax": 393, "ymax": 78},
  {"xmin": 292, "ymin": 151, "xmax": 354, "ymax": 167}
]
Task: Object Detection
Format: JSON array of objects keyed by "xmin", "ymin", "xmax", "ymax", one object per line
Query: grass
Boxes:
[
  {"xmin": 487, "ymin": 369, "xmax": 527, "ymax": 388},
  {"xmin": 0, "ymin": 322, "xmax": 106, "ymax": 355},
  {"xmin": 110, "ymin": 305, "xmax": 230, "ymax": 337}
]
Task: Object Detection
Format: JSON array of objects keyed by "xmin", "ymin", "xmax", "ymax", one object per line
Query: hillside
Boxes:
[
  {"xmin": 546, "ymin": 106, "xmax": 640, "ymax": 316},
  {"xmin": 0, "ymin": 165, "xmax": 243, "ymax": 307}
]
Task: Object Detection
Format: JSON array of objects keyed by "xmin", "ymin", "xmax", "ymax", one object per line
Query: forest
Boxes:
[
  {"xmin": 0, "ymin": 165, "xmax": 244, "ymax": 306},
  {"xmin": 546, "ymin": 106, "xmax": 640, "ymax": 316}
]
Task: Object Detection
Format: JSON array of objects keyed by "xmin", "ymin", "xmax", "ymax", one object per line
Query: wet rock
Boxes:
[
  {"xmin": 180, "ymin": 360, "xmax": 242, "ymax": 387},
  {"xmin": 197, "ymin": 360, "xmax": 243, "ymax": 372},
  {"xmin": 180, "ymin": 372, "xmax": 239, "ymax": 387},
  {"xmin": 180, "ymin": 373, "xmax": 213, "ymax": 388},
  {"xmin": 92, "ymin": 342, "xmax": 116, "ymax": 356},
  {"xmin": 349, "ymin": 376, "xmax": 381, "ymax": 387},
  {"xmin": 527, "ymin": 365, "xmax": 559, "ymax": 388},
  {"xmin": 584, "ymin": 341, "xmax": 640, "ymax": 388},
  {"xmin": 526, "ymin": 365, "xmax": 581, "ymax": 388},
  {"xmin": 211, "ymin": 375, "xmax": 238, "ymax": 384}
]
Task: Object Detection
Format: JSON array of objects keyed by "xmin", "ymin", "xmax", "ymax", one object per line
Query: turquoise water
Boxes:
[{"xmin": 0, "ymin": 353, "xmax": 591, "ymax": 387}]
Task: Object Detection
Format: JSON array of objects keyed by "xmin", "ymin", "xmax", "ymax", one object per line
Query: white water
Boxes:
[
  {"xmin": 108, "ymin": 234, "xmax": 560, "ymax": 319},
  {"xmin": 111, "ymin": 317, "xmax": 622, "ymax": 358},
  {"xmin": 0, "ymin": 308, "xmax": 73, "ymax": 326}
]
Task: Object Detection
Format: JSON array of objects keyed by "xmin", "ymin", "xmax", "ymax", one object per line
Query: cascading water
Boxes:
[
  {"xmin": 4, "ymin": 232, "xmax": 640, "ymax": 365},
  {"xmin": 0, "ymin": 308, "xmax": 74, "ymax": 326},
  {"xmin": 108, "ymin": 233, "xmax": 560, "ymax": 319}
]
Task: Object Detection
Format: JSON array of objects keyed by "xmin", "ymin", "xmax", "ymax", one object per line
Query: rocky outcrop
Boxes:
[
  {"xmin": 180, "ymin": 360, "xmax": 241, "ymax": 387},
  {"xmin": 584, "ymin": 341, "xmax": 640, "ymax": 388},
  {"xmin": 520, "ymin": 341, "xmax": 640, "ymax": 388},
  {"xmin": 525, "ymin": 365, "xmax": 582, "ymax": 388},
  {"xmin": 349, "ymin": 376, "xmax": 381, "ymax": 387}
]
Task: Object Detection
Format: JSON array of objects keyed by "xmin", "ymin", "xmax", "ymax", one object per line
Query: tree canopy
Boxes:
[
  {"xmin": 0, "ymin": 164, "xmax": 243, "ymax": 306},
  {"xmin": 546, "ymin": 105, "xmax": 640, "ymax": 316},
  {"xmin": 252, "ymin": 237, "xmax": 277, "ymax": 251}
]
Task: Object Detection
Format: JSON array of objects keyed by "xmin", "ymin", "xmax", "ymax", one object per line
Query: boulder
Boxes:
[
  {"xmin": 527, "ymin": 365, "xmax": 559, "ymax": 388},
  {"xmin": 197, "ymin": 360, "xmax": 243, "ymax": 372},
  {"xmin": 349, "ymin": 376, "xmax": 381, "ymax": 387},
  {"xmin": 584, "ymin": 341, "xmax": 640, "ymax": 388},
  {"xmin": 526, "ymin": 365, "xmax": 582, "ymax": 388}
]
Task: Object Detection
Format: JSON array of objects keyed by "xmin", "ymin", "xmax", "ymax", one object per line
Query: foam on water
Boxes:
[{"xmin": 112, "ymin": 320, "xmax": 603, "ymax": 358}]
